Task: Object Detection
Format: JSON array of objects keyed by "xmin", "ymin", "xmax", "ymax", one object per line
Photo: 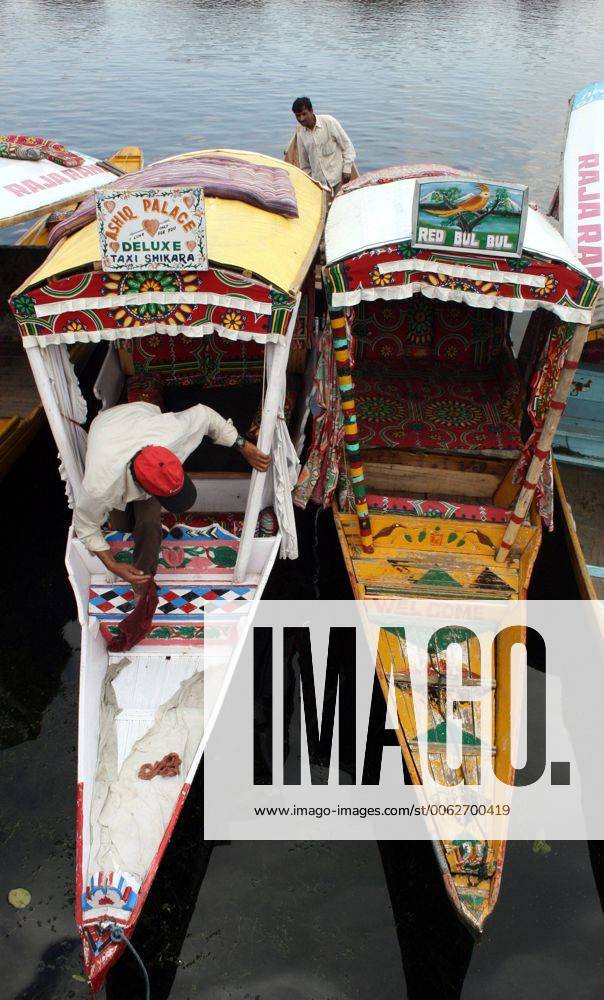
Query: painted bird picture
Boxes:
[{"xmin": 421, "ymin": 183, "xmax": 491, "ymax": 218}]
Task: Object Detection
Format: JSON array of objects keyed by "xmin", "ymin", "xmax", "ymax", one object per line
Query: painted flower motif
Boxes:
[
  {"xmin": 426, "ymin": 399, "xmax": 480, "ymax": 428},
  {"xmin": 475, "ymin": 280, "xmax": 499, "ymax": 294},
  {"xmin": 103, "ymin": 270, "xmax": 191, "ymax": 296},
  {"xmin": 397, "ymin": 242, "xmax": 417, "ymax": 259},
  {"xmin": 370, "ymin": 267, "xmax": 395, "ymax": 287},
  {"xmin": 161, "ymin": 547, "xmax": 186, "ymax": 568},
  {"xmin": 113, "ymin": 301, "xmax": 192, "ymax": 327},
  {"xmin": 12, "ymin": 293, "xmax": 36, "ymax": 318},
  {"xmin": 425, "ymin": 273, "xmax": 447, "ymax": 288},
  {"xmin": 271, "ymin": 291, "xmax": 291, "ymax": 308},
  {"xmin": 139, "ymin": 277, "xmax": 164, "ymax": 293},
  {"xmin": 165, "ymin": 304, "xmax": 193, "ymax": 325},
  {"xmin": 533, "ymin": 273, "xmax": 559, "ymax": 298},
  {"xmin": 408, "ymin": 304, "xmax": 433, "ymax": 342},
  {"xmin": 127, "ymin": 271, "xmax": 181, "ymax": 294},
  {"xmin": 63, "ymin": 318, "xmax": 86, "ymax": 333},
  {"xmin": 358, "ymin": 397, "xmax": 399, "ymax": 420},
  {"xmin": 425, "ymin": 507, "xmax": 444, "ymax": 518},
  {"xmin": 506, "ymin": 256, "xmax": 531, "ymax": 271},
  {"xmin": 442, "ymin": 278, "xmax": 476, "ymax": 293},
  {"xmin": 222, "ymin": 310, "xmax": 244, "ymax": 330}
]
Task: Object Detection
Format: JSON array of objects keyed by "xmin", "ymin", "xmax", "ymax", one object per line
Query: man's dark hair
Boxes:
[{"xmin": 292, "ymin": 97, "xmax": 313, "ymax": 114}]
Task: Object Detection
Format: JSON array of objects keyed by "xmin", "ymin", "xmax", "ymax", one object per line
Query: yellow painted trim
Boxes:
[{"xmin": 17, "ymin": 149, "xmax": 325, "ymax": 296}]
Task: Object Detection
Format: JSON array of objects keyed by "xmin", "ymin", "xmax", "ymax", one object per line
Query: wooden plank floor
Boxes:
[
  {"xmin": 556, "ymin": 463, "xmax": 604, "ymax": 599},
  {"xmin": 0, "ymin": 337, "xmax": 40, "ymax": 418}
]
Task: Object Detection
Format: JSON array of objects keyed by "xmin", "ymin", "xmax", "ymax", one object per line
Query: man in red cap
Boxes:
[{"xmin": 73, "ymin": 400, "xmax": 270, "ymax": 591}]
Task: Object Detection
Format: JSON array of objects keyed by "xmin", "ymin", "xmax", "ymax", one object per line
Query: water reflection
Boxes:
[{"xmin": 0, "ymin": 0, "xmax": 602, "ymax": 203}]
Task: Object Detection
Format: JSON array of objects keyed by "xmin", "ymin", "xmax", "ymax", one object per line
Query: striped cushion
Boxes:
[{"xmin": 49, "ymin": 154, "xmax": 299, "ymax": 246}]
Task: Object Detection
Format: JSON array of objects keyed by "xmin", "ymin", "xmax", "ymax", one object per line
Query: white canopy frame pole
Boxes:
[
  {"xmin": 26, "ymin": 343, "xmax": 84, "ymax": 501},
  {"xmin": 495, "ymin": 321, "xmax": 591, "ymax": 563},
  {"xmin": 234, "ymin": 293, "xmax": 301, "ymax": 583}
]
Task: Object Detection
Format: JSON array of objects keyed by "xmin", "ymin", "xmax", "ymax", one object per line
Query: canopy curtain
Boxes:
[
  {"xmin": 293, "ymin": 318, "xmax": 345, "ymax": 510},
  {"xmin": 261, "ymin": 333, "xmax": 300, "ymax": 559},
  {"xmin": 512, "ymin": 319, "xmax": 575, "ymax": 529},
  {"xmin": 42, "ymin": 344, "xmax": 88, "ymax": 508},
  {"xmin": 272, "ymin": 416, "xmax": 300, "ymax": 558}
]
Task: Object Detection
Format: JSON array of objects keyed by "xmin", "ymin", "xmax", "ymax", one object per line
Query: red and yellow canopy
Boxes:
[{"xmin": 11, "ymin": 149, "xmax": 325, "ymax": 348}]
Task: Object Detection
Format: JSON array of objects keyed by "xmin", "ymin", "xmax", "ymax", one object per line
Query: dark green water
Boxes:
[
  {"xmin": 1, "ymin": 0, "xmax": 604, "ymax": 996},
  {"xmin": 2, "ymin": 424, "xmax": 603, "ymax": 1000}
]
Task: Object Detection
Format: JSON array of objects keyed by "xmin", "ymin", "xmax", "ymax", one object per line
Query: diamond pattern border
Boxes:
[{"xmin": 89, "ymin": 584, "xmax": 255, "ymax": 620}]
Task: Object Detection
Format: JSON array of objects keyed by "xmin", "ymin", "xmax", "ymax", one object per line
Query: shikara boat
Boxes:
[
  {"xmin": 295, "ymin": 165, "xmax": 599, "ymax": 930},
  {"xmin": 9, "ymin": 149, "xmax": 325, "ymax": 990},
  {"xmin": 0, "ymin": 144, "xmax": 143, "ymax": 478},
  {"xmin": 549, "ymin": 82, "xmax": 604, "ymax": 598}
]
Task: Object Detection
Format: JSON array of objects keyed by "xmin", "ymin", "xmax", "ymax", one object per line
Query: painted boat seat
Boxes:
[
  {"xmin": 91, "ymin": 582, "xmax": 255, "ymax": 649},
  {"xmin": 158, "ymin": 508, "xmax": 278, "ymax": 536},
  {"xmin": 353, "ymin": 348, "xmax": 523, "ymax": 457},
  {"xmin": 365, "ymin": 494, "xmax": 512, "ymax": 524},
  {"xmin": 92, "ymin": 517, "xmax": 271, "ymax": 650}
]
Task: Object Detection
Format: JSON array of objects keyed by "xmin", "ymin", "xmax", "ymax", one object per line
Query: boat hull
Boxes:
[
  {"xmin": 68, "ymin": 525, "xmax": 281, "ymax": 990},
  {"xmin": 334, "ymin": 502, "xmax": 541, "ymax": 930}
]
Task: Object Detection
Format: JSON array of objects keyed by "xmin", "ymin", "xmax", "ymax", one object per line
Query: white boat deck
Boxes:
[{"xmin": 110, "ymin": 654, "xmax": 203, "ymax": 772}]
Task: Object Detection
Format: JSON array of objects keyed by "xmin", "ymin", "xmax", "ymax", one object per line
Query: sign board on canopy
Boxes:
[
  {"xmin": 0, "ymin": 152, "xmax": 118, "ymax": 228},
  {"xmin": 96, "ymin": 187, "xmax": 207, "ymax": 272},
  {"xmin": 412, "ymin": 177, "xmax": 528, "ymax": 258},
  {"xmin": 561, "ymin": 82, "xmax": 604, "ymax": 329}
]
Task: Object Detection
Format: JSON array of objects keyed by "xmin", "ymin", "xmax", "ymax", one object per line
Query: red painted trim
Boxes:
[
  {"xmin": 81, "ymin": 781, "xmax": 192, "ymax": 993},
  {"xmin": 326, "ymin": 242, "xmax": 599, "ymax": 313},
  {"xmin": 86, "ymin": 939, "xmax": 126, "ymax": 995},
  {"xmin": 75, "ymin": 782, "xmax": 83, "ymax": 924}
]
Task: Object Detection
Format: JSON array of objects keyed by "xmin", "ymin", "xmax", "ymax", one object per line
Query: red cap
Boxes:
[
  {"xmin": 132, "ymin": 444, "xmax": 197, "ymax": 513},
  {"xmin": 132, "ymin": 446, "xmax": 184, "ymax": 497},
  {"xmin": 131, "ymin": 447, "xmax": 197, "ymax": 513}
]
